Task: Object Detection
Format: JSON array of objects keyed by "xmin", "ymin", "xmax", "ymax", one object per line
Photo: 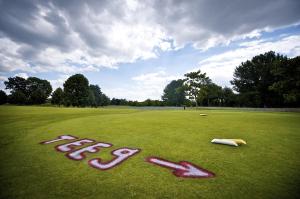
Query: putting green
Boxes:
[{"xmin": 0, "ymin": 105, "xmax": 299, "ymax": 199}]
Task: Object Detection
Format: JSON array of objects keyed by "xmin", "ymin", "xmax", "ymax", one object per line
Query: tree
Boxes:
[
  {"xmin": 63, "ymin": 74, "xmax": 90, "ymax": 107},
  {"xmin": 184, "ymin": 70, "xmax": 212, "ymax": 106},
  {"xmin": 4, "ymin": 76, "xmax": 28, "ymax": 103},
  {"xmin": 100, "ymin": 94, "xmax": 110, "ymax": 106},
  {"xmin": 89, "ymin": 85, "xmax": 102, "ymax": 107},
  {"xmin": 51, "ymin": 88, "xmax": 64, "ymax": 106},
  {"xmin": 0, "ymin": 90, "xmax": 7, "ymax": 105},
  {"xmin": 27, "ymin": 77, "xmax": 52, "ymax": 104},
  {"xmin": 222, "ymin": 87, "xmax": 237, "ymax": 107},
  {"xmin": 269, "ymin": 56, "xmax": 300, "ymax": 107},
  {"xmin": 231, "ymin": 51, "xmax": 287, "ymax": 107},
  {"xmin": 162, "ymin": 79, "xmax": 186, "ymax": 106},
  {"xmin": 8, "ymin": 91, "xmax": 27, "ymax": 104},
  {"xmin": 110, "ymin": 98, "xmax": 128, "ymax": 105},
  {"xmin": 4, "ymin": 76, "xmax": 27, "ymax": 95},
  {"xmin": 198, "ymin": 83, "xmax": 222, "ymax": 106},
  {"xmin": 4, "ymin": 76, "xmax": 52, "ymax": 104},
  {"xmin": 88, "ymin": 89, "xmax": 96, "ymax": 107}
]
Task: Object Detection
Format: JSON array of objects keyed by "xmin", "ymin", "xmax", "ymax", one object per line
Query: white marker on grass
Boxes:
[
  {"xmin": 40, "ymin": 135, "xmax": 77, "ymax": 144},
  {"xmin": 66, "ymin": 142, "xmax": 112, "ymax": 160},
  {"xmin": 56, "ymin": 139, "xmax": 94, "ymax": 152},
  {"xmin": 89, "ymin": 148, "xmax": 140, "ymax": 170}
]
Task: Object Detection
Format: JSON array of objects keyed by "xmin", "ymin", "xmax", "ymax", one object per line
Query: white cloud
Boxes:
[
  {"xmin": 48, "ymin": 74, "xmax": 71, "ymax": 91},
  {"xmin": 0, "ymin": 1, "xmax": 170, "ymax": 74},
  {"xmin": 104, "ymin": 70, "xmax": 180, "ymax": 101},
  {"xmin": 14, "ymin": 73, "xmax": 29, "ymax": 79},
  {"xmin": 195, "ymin": 35, "xmax": 300, "ymax": 87},
  {"xmin": 1, "ymin": 0, "xmax": 299, "ymax": 74},
  {"xmin": 0, "ymin": 75, "xmax": 7, "ymax": 81},
  {"xmin": 0, "ymin": 75, "xmax": 8, "ymax": 93}
]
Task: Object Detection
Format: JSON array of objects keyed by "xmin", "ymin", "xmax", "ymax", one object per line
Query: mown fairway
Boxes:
[{"xmin": 0, "ymin": 105, "xmax": 299, "ymax": 199}]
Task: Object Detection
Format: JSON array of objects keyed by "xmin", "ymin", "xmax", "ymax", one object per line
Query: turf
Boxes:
[{"xmin": 0, "ymin": 105, "xmax": 299, "ymax": 199}]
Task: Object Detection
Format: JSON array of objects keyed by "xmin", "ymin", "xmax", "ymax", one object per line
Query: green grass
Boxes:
[{"xmin": 0, "ymin": 105, "xmax": 299, "ymax": 199}]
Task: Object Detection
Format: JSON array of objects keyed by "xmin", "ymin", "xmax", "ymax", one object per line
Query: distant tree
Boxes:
[
  {"xmin": 110, "ymin": 98, "xmax": 118, "ymax": 105},
  {"xmin": 0, "ymin": 90, "xmax": 7, "ymax": 105},
  {"xmin": 270, "ymin": 56, "xmax": 300, "ymax": 107},
  {"xmin": 100, "ymin": 94, "xmax": 110, "ymax": 106},
  {"xmin": 63, "ymin": 74, "xmax": 90, "ymax": 107},
  {"xmin": 51, "ymin": 88, "xmax": 64, "ymax": 106},
  {"xmin": 27, "ymin": 77, "xmax": 52, "ymax": 104},
  {"xmin": 198, "ymin": 83, "xmax": 222, "ymax": 106},
  {"xmin": 162, "ymin": 79, "xmax": 186, "ymax": 106},
  {"xmin": 88, "ymin": 88, "xmax": 96, "ymax": 107},
  {"xmin": 184, "ymin": 70, "xmax": 212, "ymax": 106},
  {"xmin": 110, "ymin": 98, "xmax": 128, "ymax": 105},
  {"xmin": 5, "ymin": 76, "xmax": 52, "ymax": 104},
  {"xmin": 144, "ymin": 99, "xmax": 152, "ymax": 106},
  {"xmin": 128, "ymin": 100, "xmax": 138, "ymax": 106},
  {"xmin": 4, "ymin": 76, "xmax": 27, "ymax": 95},
  {"xmin": 8, "ymin": 91, "xmax": 27, "ymax": 104},
  {"xmin": 5, "ymin": 76, "xmax": 28, "ymax": 103},
  {"xmin": 231, "ymin": 51, "xmax": 286, "ymax": 107},
  {"xmin": 89, "ymin": 85, "xmax": 103, "ymax": 107},
  {"xmin": 222, "ymin": 87, "xmax": 237, "ymax": 107}
]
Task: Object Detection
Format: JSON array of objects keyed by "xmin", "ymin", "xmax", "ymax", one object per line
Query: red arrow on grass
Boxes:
[{"xmin": 146, "ymin": 157, "xmax": 215, "ymax": 178}]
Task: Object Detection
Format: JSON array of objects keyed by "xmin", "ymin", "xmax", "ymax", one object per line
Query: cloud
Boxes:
[
  {"xmin": 195, "ymin": 35, "xmax": 300, "ymax": 87},
  {"xmin": 14, "ymin": 73, "xmax": 29, "ymax": 79},
  {"xmin": 104, "ymin": 70, "xmax": 180, "ymax": 101},
  {"xmin": 49, "ymin": 74, "xmax": 70, "ymax": 91},
  {"xmin": 151, "ymin": 0, "xmax": 300, "ymax": 50},
  {"xmin": 0, "ymin": 0, "xmax": 299, "ymax": 74},
  {"xmin": 0, "ymin": 75, "xmax": 7, "ymax": 81},
  {"xmin": 0, "ymin": 0, "xmax": 169, "ymax": 74}
]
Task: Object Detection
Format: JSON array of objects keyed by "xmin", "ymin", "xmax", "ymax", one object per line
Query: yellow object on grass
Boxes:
[{"xmin": 232, "ymin": 139, "xmax": 247, "ymax": 145}]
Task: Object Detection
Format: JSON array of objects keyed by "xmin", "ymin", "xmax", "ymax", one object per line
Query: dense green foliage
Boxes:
[
  {"xmin": 270, "ymin": 56, "xmax": 300, "ymax": 106},
  {"xmin": 184, "ymin": 70, "xmax": 212, "ymax": 106},
  {"xmin": 231, "ymin": 51, "xmax": 300, "ymax": 107},
  {"xmin": 110, "ymin": 98, "xmax": 165, "ymax": 106},
  {"xmin": 4, "ymin": 76, "xmax": 52, "ymax": 104},
  {"xmin": 0, "ymin": 90, "xmax": 7, "ymax": 104},
  {"xmin": 8, "ymin": 90, "xmax": 27, "ymax": 104},
  {"xmin": 88, "ymin": 85, "xmax": 110, "ymax": 107},
  {"xmin": 63, "ymin": 74, "xmax": 90, "ymax": 107},
  {"xmin": 0, "ymin": 105, "xmax": 299, "ymax": 199},
  {"xmin": 100, "ymin": 94, "xmax": 110, "ymax": 106},
  {"xmin": 162, "ymin": 79, "xmax": 186, "ymax": 106},
  {"xmin": 50, "ymin": 77, "xmax": 110, "ymax": 107},
  {"xmin": 27, "ymin": 77, "xmax": 52, "ymax": 104},
  {"xmin": 51, "ymin": 88, "xmax": 64, "ymax": 106}
]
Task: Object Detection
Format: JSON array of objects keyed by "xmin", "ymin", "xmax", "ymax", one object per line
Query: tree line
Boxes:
[
  {"xmin": 0, "ymin": 51, "xmax": 299, "ymax": 107},
  {"xmin": 0, "ymin": 74, "xmax": 110, "ymax": 107},
  {"xmin": 162, "ymin": 51, "xmax": 300, "ymax": 107},
  {"xmin": 109, "ymin": 51, "xmax": 299, "ymax": 108}
]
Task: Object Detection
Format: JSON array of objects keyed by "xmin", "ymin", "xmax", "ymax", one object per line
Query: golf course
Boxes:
[{"xmin": 0, "ymin": 105, "xmax": 299, "ymax": 199}]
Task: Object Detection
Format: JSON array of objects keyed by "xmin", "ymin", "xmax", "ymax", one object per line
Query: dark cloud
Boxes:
[
  {"xmin": 0, "ymin": 0, "xmax": 71, "ymax": 50},
  {"xmin": 151, "ymin": 0, "xmax": 300, "ymax": 47},
  {"xmin": 0, "ymin": 0, "xmax": 299, "ymax": 73}
]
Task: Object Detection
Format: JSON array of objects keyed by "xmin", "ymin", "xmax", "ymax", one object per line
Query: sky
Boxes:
[{"xmin": 0, "ymin": 0, "xmax": 300, "ymax": 101}]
